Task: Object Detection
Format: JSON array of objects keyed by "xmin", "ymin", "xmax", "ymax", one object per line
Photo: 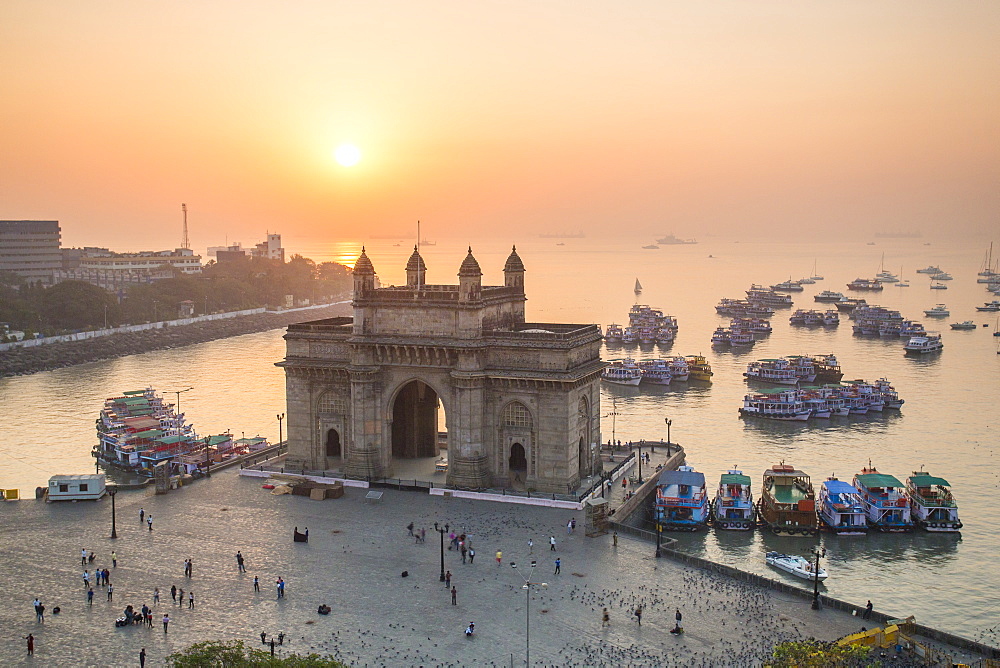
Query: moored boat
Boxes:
[
  {"xmin": 766, "ymin": 552, "xmax": 828, "ymax": 580},
  {"xmin": 847, "ymin": 278, "xmax": 884, "ymax": 291},
  {"xmin": 903, "ymin": 334, "xmax": 943, "ymax": 354},
  {"xmin": 923, "ymin": 304, "xmax": 949, "ymax": 317},
  {"xmin": 975, "ymin": 300, "xmax": 1000, "ymax": 312},
  {"xmin": 817, "ymin": 477, "xmax": 868, "ymax": 534},
  {"xmin": 637, "ymin": 359, "xmax": 672, "ymax": 385},
  {"xmin": 950, "ymin": 321, "xmax": 977, "ymax": 330},
  {"xmin": 602, "ymin": 359, "xmax": 642, "ymax": 385},
  {"xmin": 916, "ymin": 265, "xmax": 941, "ymax": 274},
  {"xmin": 757, "ymin": 463, "xmax": 818, "ymax": 535},
  {"xmin": 853, "ymin": 465, "xmax": 914, "ymax": 532},
  {"xmin": 685, "ymin": 355, "xmax": 713, "ymax": 382},
  {"xmin": 712, "ymin": 469, "xmax": 755, "ymax": 530},
  {"xmin": 814, "ymin": 290, "xmax": 844, "ymax": 303},
  {"xmin": 654, "ymin": 465, "xmax": 709, "ymax": 531},
  {"xmin": 771, "ymin": 279, "xmax": 804, "ymax": 292},
  {"xmin": 906, "ymin": 471, "xmax": 962, "ymax": 532},
  {"xmin": 604, "ymin": 323, "xmax": 624, "ymax": 342}
]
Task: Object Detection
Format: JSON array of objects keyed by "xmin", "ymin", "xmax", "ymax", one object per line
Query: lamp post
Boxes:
[
  {"xmin": 604, "ymin": 398, "xmax": 620, "ymax": 447},
  {"xmin": 152, "ymin": 300, "xmax": 159, "ymax": 323},
  {"xmin": 433, "ymin": 522, "xmax": 449, "ymax": 581},
  {"xmin": 511, "ymin": 560, "xmax": 546, "ymax": 667},
  {"xmin": 108, "ymin": 485, "xmax": 118, "ymax": 539},
  {"xmin": 811, "ymin": 546, "xmax": 826, "ymax": 609},
  {"xmin": 170, "ymin": 387, "xmax": 194, "ymax": 436},
  {"xmin": 636, "ymin": 442, "xmax": 643, "ymax": 483},
  {"xmin": 276, "ymin": 413, "xmax": 285, "ymax": 446},
  {"xmin": 104, "ymin": 304, "xmax": 108, "ymax": 329},
  {"xmin": 204, "ymin": 435, "xmax": 212, "ymax": 478},
  {"xmin": 655, "ymin": 519, "xmax": 663, "ymax": 558},
  {"xmin": 664, "ymin": 417, "xmax": 673, "ymax": 455}
]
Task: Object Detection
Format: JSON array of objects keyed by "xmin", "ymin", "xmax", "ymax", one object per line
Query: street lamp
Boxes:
[
  {"xmin": 433, "ymin": 522, "xmax": 450, "ymax": 582},
  {"xmin": 664, "ymin": 417, "xmax": 673, "ymax": 455},
  {"xmin": 104, "ymin": 304, "xmax": 109, "ymax": 329},
  {"xmin": 511, "ymin": 560, "xmax": 546, "ymax": 668},
  {"xmin": 811, "ymin": 545, "xmax": 826, "ymax": 609},
  {"xmin": 655, "ymin": 519, "xmax": 663, "ymax": 558},
  {"xmin": 276, "ymin": 413, "xmax": 285, "ymax": 446},
  {"xmin": 204, "ymin": 435, "xmax": 212, "ymax": 478},
  {"xmin": 107, "ymin": 485, "xmax": 118, "ymax": 539},
  {"xmin": 604, "ymin": 398, "xmax": 620, "ymax": 447},
  {"xmin": 170, "ymin": 387, "xmax": 194, "ymax": 436}
]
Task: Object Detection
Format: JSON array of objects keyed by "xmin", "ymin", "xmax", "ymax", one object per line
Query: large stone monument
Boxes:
[{"xmin": 278, "ymin": 245, "xmax": 603, "ymax": 493}]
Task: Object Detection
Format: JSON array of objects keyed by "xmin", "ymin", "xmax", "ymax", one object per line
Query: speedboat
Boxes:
[
  {"xmin": 949, "ymin": 321, "xmax": 977, "ymax": 330},
  {"xmin": 853, "ymin": 465, "xmax": 915, "ymax": 532},
  {"xmin": 757, "ymin": 464, "xmax": 818, "ymax": 535},
  {"xmin": 712, "ymin": 469, "xmax": 755, "ymax": 530},
  {"xmin": 814, "ymin": 290, "xmax": 844, "ymax": 302},
  {"xmin": 904, "ymin": 334, "xmax": 943, "ymax": 354},
  {"xmin": 766, "ymin": 552, "xmax": 827, "ymax": 581},
  {"xmin": 654, "ymin": 466, "xmax": 709, "ymax": 531},
  {"xmin": 975, "ymin": 300, "xmax": 1000, "ymax": 312},
  {"xmin": 906, "ymin": 470, "xmax": 962, "ymax": 532},
  {"xmin": 923, "ymin": 304, "xmax": 949, "ymax": 317},
  {"xmin": 930, "ymin": 282, "xmax": 948, "ymax": 290},
  {"xmin": 818, "ymin": 477, "xmax": 868, "ymax": 534},
  {"xmin": 916, "ymin": 265, "xmax": 941, "ymax": 274}
]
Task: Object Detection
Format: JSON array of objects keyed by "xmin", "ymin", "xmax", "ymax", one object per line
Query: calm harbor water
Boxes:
[{"xmin": 1, "ymin": 236, "xmax": 998, "ymax": 641}]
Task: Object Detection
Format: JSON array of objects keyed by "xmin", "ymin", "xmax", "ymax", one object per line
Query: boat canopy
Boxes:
[
  {"xmin": 131, "ymin": 429, "xmax": 164, "ymax": 439},
  {"xmin": 720, "ymin": 473, "xmax": 751, "ymax": 485},
  {"xmin": 823, "ymin": 479, "xmax": 859, "ymax": 495},
  {"xmin": 855, "ymin": 473, "xmax": 903, "ymax": 488},
  {"xmin": 206, "ymin": 434, "xmax": 231, "ymax": 445},
  {"xmin": 658, "ymin": 469, "xmax": 705, "ymax": 487},
  {"xmin": 908, "ymin": 474, "xmax": 950, "ymax": 487},
  {"xmin": 122, "ymin": 389, "xmax": 148, "ymax": 396}
]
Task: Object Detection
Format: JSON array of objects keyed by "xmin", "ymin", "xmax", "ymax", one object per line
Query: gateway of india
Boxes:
[{"xmin": 278, "ymin": 245, "xmax": 605, "ymax": 493}]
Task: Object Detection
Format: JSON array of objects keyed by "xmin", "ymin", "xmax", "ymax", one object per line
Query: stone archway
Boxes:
[
  {"xmin": 578, "ymin": 436, "xmax": 588, "ymax": 478},
  {"xmin": 391, "ymin": 380, "xmax": 440, "ymax": 459},
  {"xmin": 509, "ymin": 442, "xmax": 527, "ymax": 473},
  {"xmin": 325, "ymin": 429, "xmax": 341, "ymax": 458}
]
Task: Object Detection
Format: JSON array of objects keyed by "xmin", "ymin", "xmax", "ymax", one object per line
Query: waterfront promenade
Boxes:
[{"xmin": 0, "ymin": 468, "xmax": 986, "ymax": 667}]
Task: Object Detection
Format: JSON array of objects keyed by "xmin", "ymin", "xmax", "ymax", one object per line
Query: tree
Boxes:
[
  {"xmin": 40, "ymin": 280, "xmax": 120, "ymax": 330},
  {"xmin": 167, "ymin": 640, "xmax": 347, "ymax": 667},
  {"xmin": 769, "ymin": 639, "xmax": 874, "ymax": 667}
]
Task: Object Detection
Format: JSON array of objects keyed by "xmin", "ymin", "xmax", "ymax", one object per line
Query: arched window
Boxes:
[{"xmin": 502, "ymin": 402, "xmax": 532, "ymax": 428}]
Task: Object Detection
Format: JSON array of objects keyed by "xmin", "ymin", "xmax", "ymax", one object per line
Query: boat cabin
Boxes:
[{"xmin": 47, "ymin": 474, "xmax": 106, "ymax": 502}]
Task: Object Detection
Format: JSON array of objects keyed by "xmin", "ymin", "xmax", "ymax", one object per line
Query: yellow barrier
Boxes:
[{"xmin": 2, "ymin": 488, "xmax": 20, "ymax": 500}]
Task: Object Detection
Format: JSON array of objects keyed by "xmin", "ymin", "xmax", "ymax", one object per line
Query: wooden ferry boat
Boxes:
[{"xmin": 757, "ymin": 463, "xmax": 818, "ymax": 535}]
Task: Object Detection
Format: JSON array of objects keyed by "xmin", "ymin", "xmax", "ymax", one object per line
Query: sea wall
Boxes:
[{"xmin": 0, "ymin": 302, "xmax": 352, "ymax": 378}]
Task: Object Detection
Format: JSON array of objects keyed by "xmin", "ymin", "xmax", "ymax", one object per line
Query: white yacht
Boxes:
[
  {"xmin": 916, "ymin": 265, "xmax": 942, "ymax": 274},
  {"xmin": 602, "ymin": 359, "xmax": 642, "ymax": 385},
  {"xmin": 766, "ymin": 552, "xmax": 827, "ymax": 580},
  {"xmin": 923, "ymin": 304, "xmax": 949, "ymax": 317},
  {"xmin": 904, "ymin": 334, "xmax": 943, "ymax": 354}
]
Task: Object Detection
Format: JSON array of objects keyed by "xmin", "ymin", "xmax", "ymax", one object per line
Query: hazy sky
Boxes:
[{"xmin": 2, "ymin": 1, "xmax": 998, "ymax": 251}]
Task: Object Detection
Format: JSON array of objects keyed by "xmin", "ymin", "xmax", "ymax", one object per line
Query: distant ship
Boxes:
[
  {"xmin": 539, "ymin": 231, "xmax": 585, "ymax": 239},
  {"xmin": 656, "ymin": 234, "xmax": 697, "ymax": 245},
  {"xmin": 874, "ymin": 231, "xmax": 922, "ymax": 239}
]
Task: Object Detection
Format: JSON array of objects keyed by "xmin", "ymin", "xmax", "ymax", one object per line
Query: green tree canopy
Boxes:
[
  {"xmin": 769, "ymin": 639, "xmax": 874, "ymax": 667},
  {"xmin": 40, "ymin": 280, "xmax": 120, "ymax": 330},
  {"xmin": 167, "ymin": 640, "xmax": 347, "ymax": 667}
]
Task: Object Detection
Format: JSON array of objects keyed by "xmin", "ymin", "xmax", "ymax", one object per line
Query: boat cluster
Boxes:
[
  {"xmin": 653, "ymin": 463, "xmax": 960, "ymax": 542},
  {"xmin": 604, "ymin": 304, "xmax": 679, "ymax": 345},
  {"xmin": 94, "ymin": 388, "xmax": 268, "ymax": 478},
  {"xmin": 740, "ymin": 379, "xmax": 903, "ymax": 421},
  {"xmin": 602, "ymin": 355, "xmax": 713, "ymax": 386},
  {"xmin": 743, "ymin": 354, "xmax": 843, "ymax": 385},
  {"xmin": 789, "ymin": 309, "xmax": 839, "ymax": 326},
  {"xmin": 710, "ymin": 317, "xmax": 771, "ymax": 348}
]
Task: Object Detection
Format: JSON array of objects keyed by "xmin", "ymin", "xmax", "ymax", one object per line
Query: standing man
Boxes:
[
  {"xmin": 24, "ymin": 634, "xmax": 34, "ymax": 656},
  {"xmin": 162, "ymin": 614, "xmax": 170, "ymax": 633},
  {"xmin": 188, "ymin": 591, "xmax": 194, "ymax": 609},
  {"xmin": 188, "ymin": 559, "xmax": 193, "ymax": 577},
  {"xmin": 634, "ymin": 606, "xmax": 642, "ymax": 625},
  {"xmin": 33, "ymin": 598, "xmax": 44, "ymax": 623},
  {"xmin": 139, "ymin": 648, "xmax": 146, "ymax": 668},
  {"xmin": 253, "ymin": 576, "xmax": 260, "ymax": 592},
  {"xmin": 170, "ymin": 584, "xmax": 177, "ymax": 603},
  {"xmin": 87, "ymin": 587, "xmax": 94, "ymax": 606},
  {"xmin": 153, "ymin": 587, "xmax": 160, "ymax": 605},
  {"xmin": 550, "ymin": 536, "xmax": 556, "ymax": 551},
  {"xmin": 554, "ymin": 558, "xmax": 561, "ymax": 575},
  {"xmin": 111, "ymin": 550, "xmax": 117, "ymax": 568},
  {"xmin": 528, "ymin": 538, "xmax": 533, "ymax": 554},
  {"xmin": 407, "ymin": 522, "xmax": 414, "ymax": 537},
  {"xmin": 451, "ymin": 586, "xmax": 457, "ymax": 605},
  {"xmin": 445, "ymin": 571, "xmax": 452, "ymax": 588},
  {"xmin": 864, "ymin": 600, "xmax": 873, "ymax": 620},
  {"xmin": 81, "ymin": 548, "xmax": 87, "ymax": 566},
  {"xmin": 612, "ymin": 532, "xmax": 618, "ymax": 547},
  {"xmin": 236, "ymin": 551, "xmax": 246, "ymax": 573},
  {"xmin": 107, "ymin": 583, "xmax": 114, "ymax": 602},
  {"xmin": 674, "ymin": 608, "xmax": 683, "ymax": 632},
  {"xmin": 83, "ymin": 570, "xmax": 90, "ymax": 588},
  {"xmin": 468, "ymin": 548, "xmax": 475, "ymax": 564},
  {"xmin": 147, "ymin": 515, "xmax": 153, "ymax": 531},
  {"xmin": 495, "ymin": 550, "xmax": 502, "ymax": 566},
  {"xmin": 567, "ymin": 520, "xmax": 572, "ymax": 535},
  {"xmin": 460, "ymin": 545, "xmax": 467, "ymax": 564},
  {"xmin": 139, "ymin": 507, "xmax": 144, "ymax": 523}
]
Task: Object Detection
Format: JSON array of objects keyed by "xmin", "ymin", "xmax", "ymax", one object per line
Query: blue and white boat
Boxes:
[
  {"xmin": 655, "ymin": 465, "xmax": 709, "ymax": 531},
  {"xmin": 712, "ymin": 469, "xmax": 755, "ymax": 530},
  {"xmin": 818, "ymin": 477, "xmax": 868, "ymax": 534},
  {"xmin": 906, "ymin": 471, "xmax": 962, "ymax": 532},
  {"xmin": 853, "ymin": 465, "xmax": 914, "ymax": 532}
]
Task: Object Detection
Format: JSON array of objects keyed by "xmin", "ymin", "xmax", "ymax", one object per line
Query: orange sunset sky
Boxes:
[{"xmin": 2, "ymin": 1, "xmax": 998, "ymax": 251}]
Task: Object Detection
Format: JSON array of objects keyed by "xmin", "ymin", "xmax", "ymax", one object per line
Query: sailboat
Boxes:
[
  {"xmin": 634, "ymin": 278, "xmax": 643, "ymax": 295},
  {"xmin": 895, "ymin": 266, "xmax": 910, "ymax": 287},
  {"xmin": 978, "ymin": 242, "xmax": 998, "ymax": 281},
  {"xmin": 811, "ymin": 260, "xmax": 824, "ymax": 281},
  {"xmin": 876, "ymin": 252, "xmax": 898, "ymax": 283}
]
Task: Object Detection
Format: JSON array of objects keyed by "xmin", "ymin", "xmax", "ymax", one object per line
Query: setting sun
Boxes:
[{"xmin": 334, "ymin": 144, "xmax": 361, "ymax": 167}]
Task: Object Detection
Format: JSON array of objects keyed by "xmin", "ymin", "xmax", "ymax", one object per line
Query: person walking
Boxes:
[
  {"xmin": 445, "ymin": 571, "xmax": 452, "ymax": 588},
  {"xmin": 24, "ymin": 634, "xmax": 34, "ymax": 656},
  {"xmin": 567, "ymin": 520, "xmax": 572, "ymax": 535},
  {"xmin": 147, "ymin": 515, "xmax": 153, "ymax": 531},
  {"xmin": 864, "ymin": 600, "xmax": 873, "ymax": 620},
  {"xmin": 554, "ymin": 558, "xmax": 561, "ymax": 575},
  {"xmin": 107, "ymin": 583, "xmax": 114, "ymax": 602},
  {"xmin": 103, "ymin": 568, "xmax": 110, "ymax": 586},
  {"xmin": 170, "ymin": 584, "xmax": 177, "ymax": 603},
  {"xmin": 162, "ymin": 614, "xmax": 170, "ymax": 633},
  {"xmin": 111, "ymin": 550, "xmax": 117, "ymax": 568},
  {"xmin": 188, "ymin": 558, "xmax": 193, "ymax": 577},
  {"xmin": 253, "ymin": 576, "xmax": 260, "ymax": 592},
  {"xmin": 495, "ymin": 550, "xmax": 502, "ymax": 566},
  {"xmin": 612, "ymin": 531, "xmax": 618, "ymax": 547},
  {"xmin": 420, "ymin": 528, "xmax": 426, "ymax": 544},
  {"xmin": 83, "ymin": 570, "xmax": 90, "ymax": 588},
  {"xmin": 177, "ymin": 588, "xmax": 184, "ymax": 607},
  {"xmin": 407, "ymin": 522, "xmax": 414, "ymax": 537},
  {"xmin": 460, "ymin": 545, "xmax": 467, "ymax": 564},
  {"xmin": 528, "ymin": 538, "xmax": 533, "ymax": 554},
  {"xmin": 87, "ymin": 587, "xmax": 94, "ymax": 606},
  {"xmin": 188, "ymin": 591, "xmax": 194, "ymax": 609},
  {"xmin": 153, "ymin": 587, "xmax": 160, "ymax": 605},
  {"xmin": 139, "ymin": 508, "xmax": 144, "ymax": 523},
  {"xmin": 550, "ymin": 536, "xmax": 556, "ymax": 551},
  {"xmin": 451, "ymin": 586, "xmax": 457, "ymax": 605},
  {"xmin": 276, "ymin": 579, "xmax": 282, "ymax": 599},
  {"xmin": 34, "ymin": 598, "xmax": 44, "ymax": 623},
  {"xmin": 634, "ymin": 606, "xmax": 642, "ymax": 625},
  {"xmin": 571, "ymin": 518, "xmax": 577, "ymax": 532},
  {"xmin": 602, "ymin": 608, "xmax": 610, "ymax": 628},
  {"xmin": 468, "ymin": 548, "xmax": 475, "ymax": 564},
  {"xmin": 236, "ymin": 551, "xmax": 246, "ymax": 573},
  {"xmin": 139, "ymin": 648, "xmax": 146, "ymax": 668}
]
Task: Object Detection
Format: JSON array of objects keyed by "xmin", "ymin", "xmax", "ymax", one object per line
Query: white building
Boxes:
[
  {"xmin": 0, "ymin": 220, "xmax": 62, "ymax": 284},
  {"xmin": 47, "ymin": 474, "xmax": 107, "ymax": 501},
  {"xmin": 78, "ymin": 248, "xmax": 202, "ymax": 274}
]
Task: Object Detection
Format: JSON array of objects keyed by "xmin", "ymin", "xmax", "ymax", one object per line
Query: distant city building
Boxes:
[
  {"xmin": 53, "ymin": 247, "xmax": 201, "ymax": 290},
  {"xmin": 207, "ymin": 234, "xmax": 284, "ymax": 263},
  {"xmin": 0, "ymin": 220, "xmax": 62, "ymax": 284}
]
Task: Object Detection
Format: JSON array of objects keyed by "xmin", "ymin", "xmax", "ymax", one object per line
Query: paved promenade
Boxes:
[{"xmin": 0, "ymin": 470, "xmax": 966, "ymax": 666}]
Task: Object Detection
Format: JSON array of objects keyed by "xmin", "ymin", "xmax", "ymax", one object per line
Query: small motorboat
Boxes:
[
  {"xmin": 949, "ymin": 321, "xmax": 977, "ymax": 330},
  {"xmin": 765, "ymin": 551, "xmax": 827, "ymax": 580}
]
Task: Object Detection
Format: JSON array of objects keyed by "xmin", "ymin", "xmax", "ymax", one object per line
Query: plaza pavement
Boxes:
[{"xmin": 1, "ymin": 468, "xmax": 911, "ymax": 667}]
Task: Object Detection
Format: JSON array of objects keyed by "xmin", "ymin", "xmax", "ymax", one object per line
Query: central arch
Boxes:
[{"xmin": 391, "ymin": 380, "xmax": 441, "ymax": 459}]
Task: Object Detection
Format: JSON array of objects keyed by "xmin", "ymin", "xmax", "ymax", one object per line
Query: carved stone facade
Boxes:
[{"xmin": 278, "ymin": 246, "xmax": 604, "ymax": 493}]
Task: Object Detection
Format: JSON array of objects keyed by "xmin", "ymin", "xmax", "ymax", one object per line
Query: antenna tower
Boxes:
[{"xmin": 181, "ymin": 203, "xmax": 190, "ymax": 250}]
